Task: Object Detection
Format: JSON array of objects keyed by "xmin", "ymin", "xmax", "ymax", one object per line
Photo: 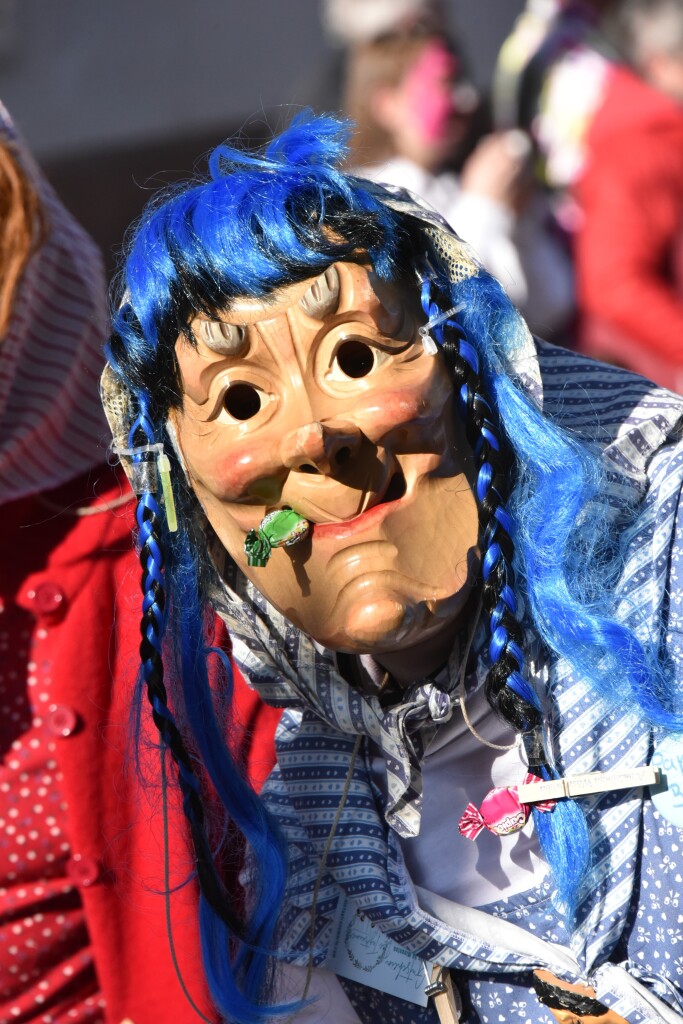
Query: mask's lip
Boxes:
[
  {"xmin": 310, "ymin": 468, "xmax": 407, "ymax": 540},
  {"xmin": 311, "ymin": 496, "xmax": 402, "ymax": 540}
]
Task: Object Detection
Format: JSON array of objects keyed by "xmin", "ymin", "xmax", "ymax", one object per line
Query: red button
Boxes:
[
  {"xmin": 47, "ymin": 704, "xmax": 79, "ymax": 737},
  {"xmin": 26, "ymin": 581, "xmax": 66, "ymax": 621},
  {"xmin": 66, "ymin": 853, "xmax": 100, "ymax": 888}
]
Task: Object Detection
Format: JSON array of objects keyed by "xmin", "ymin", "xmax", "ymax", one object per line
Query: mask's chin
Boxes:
[
  {"xmin": 200, "ymin": 469, "xmax": 480, "ymax": 678},
  {"xmin": 319, "ymin": 585, "xmax": 464, "ymax": 652},
  {"xmin": 337, "ymin": 591, "xmax": 425, "ymax": 651},
  {"xmin": 282, "ymin": 545, "xmax": 480, "ymax": 687}
]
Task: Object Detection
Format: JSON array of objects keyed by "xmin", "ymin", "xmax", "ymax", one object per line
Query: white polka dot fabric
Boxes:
[{"xmin": 0, "ymin": 597, "xmax": 104, "ymax": 1020}]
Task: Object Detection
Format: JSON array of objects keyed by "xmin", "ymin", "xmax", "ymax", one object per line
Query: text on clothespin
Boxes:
[{"xmin": 517, "ymin": 765, "xmax": 660, "ymax": 805}]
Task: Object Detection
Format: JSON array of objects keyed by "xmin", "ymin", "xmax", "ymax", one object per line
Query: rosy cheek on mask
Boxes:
[
  {"xmin": 354, "ymin": 377, "xmax": 453, "ymax": 449},
  {"xmin": 182, "ymin": 435, "xmax": 285, "ymax": 504}
]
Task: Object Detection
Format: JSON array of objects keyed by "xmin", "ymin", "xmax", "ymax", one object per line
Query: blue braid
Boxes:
[
  {"xmin": 126, "ymin": 407, "xmax": 296, "ymax": 1021},
  {"xmin": 419, "ymin": 276, "xmax": 589, "ymax": 914},
  {"xmin": 420, "ymin": 277, "xmax": 539, "ymax": 722}
]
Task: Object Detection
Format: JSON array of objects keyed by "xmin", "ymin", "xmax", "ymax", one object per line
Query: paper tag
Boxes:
[
  {"xmin": 651, "ymin": 734, "xmax": 683, "ymax": 827},
  {"xmin": 325, "ymin": 891, "xmax": 431, "ymax": 1006},
  {"xmin": 517, "ymin": 766, "xmax": 660, "ymax": 804}
]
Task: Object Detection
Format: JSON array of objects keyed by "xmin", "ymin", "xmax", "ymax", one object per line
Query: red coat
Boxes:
[
  {"xmin": 2, "ymin": 466, "xmax": 281, "ymax": 1024},
  {"xmin": 575, "ymin": 65, "xmax": 683, "ymax": 390}
]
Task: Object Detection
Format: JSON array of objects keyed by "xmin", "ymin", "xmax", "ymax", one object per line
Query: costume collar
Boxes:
[{"xmin": 210, "ymin": 544, "xmax": 488, "ymax": 837}]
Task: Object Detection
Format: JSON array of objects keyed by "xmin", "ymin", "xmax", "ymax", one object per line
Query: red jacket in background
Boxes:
[
  {"xmin": 1, "ymin": 466, "xmax": 281, "ymax": 1024},
  {"xmin": 575, "ymin": 64, "xmax": 683, "ymax": 391}
]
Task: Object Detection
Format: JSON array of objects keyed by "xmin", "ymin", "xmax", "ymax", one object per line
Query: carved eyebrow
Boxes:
[
  {"xmin": 198, "ymin": 320, "xmax": 248, "ymax": 356},
  {"xmin": 299, "ymin": 266, "xmax": 340, "ymax": 320}
]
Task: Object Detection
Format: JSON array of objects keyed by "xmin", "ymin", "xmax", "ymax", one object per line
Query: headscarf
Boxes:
[{"xmin": 0, "ymin": 102, "xmax": 109, "ymax": 504}]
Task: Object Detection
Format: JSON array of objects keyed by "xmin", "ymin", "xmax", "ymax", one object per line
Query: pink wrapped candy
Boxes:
[{"xmin": 458, "ymin": 774, "xmax": 555, "ymax": 840}]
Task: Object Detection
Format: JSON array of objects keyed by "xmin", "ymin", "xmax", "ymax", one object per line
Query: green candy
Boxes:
[
  {"xmin": 243, "ymin": 530, "xmax": 271, "ymax": 568},
  {"xmin": 244, "ymin": 509, "xmax": 310, "ymax": 567}
]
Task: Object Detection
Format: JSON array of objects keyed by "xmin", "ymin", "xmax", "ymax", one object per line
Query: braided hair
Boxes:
[
  {"xmin": 419, "ymin": 272, "xmax": 590, "ymax": 911},
  {"xmin": 121, "ymin": 401, "xmax": 293, "ymax": 1023},
  {"xmin": 420, "ymin": 277, "xmax": 540, "ymax": 734},
  {"xmin": 131, "ymin": 402, "xmax": 248, "ymax": 928}
]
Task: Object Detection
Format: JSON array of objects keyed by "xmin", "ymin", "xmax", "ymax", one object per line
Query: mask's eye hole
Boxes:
[
  {"xmin": 224, "ymin": 383, "xmax": 262, "ymax": 420},
  {"xmin": 336, "ymin": 339, "xmax": 375, "ymax": 379}
]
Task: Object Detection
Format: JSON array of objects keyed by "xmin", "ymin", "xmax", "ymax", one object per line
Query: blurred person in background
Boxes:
[
  {"xmin": 494, "ymin": 0, "xmax": 683, "ymax": 390},
  {"xmin": 493, "ymin": 0, "xmax": 618, "ymax": 209},
  {"xmin": 573, "ymin": 0, "xmax": 683, "ymax": 389},
  {"xmin": 345, "ymin": 30, "xmax": 576, "ymax": 340},
  {"xmin": 323, "ymin": 0, "xmax": 445, "ymax": 47},
  {"xmin": 306, "ymin": 0, "xmax": 447, "ymax": 114},
  {"xmin": 0, "ymin": 104, "xmax": 279, "ymax": 1023}
]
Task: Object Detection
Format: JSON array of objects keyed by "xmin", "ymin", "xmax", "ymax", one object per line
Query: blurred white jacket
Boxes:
[{"xmin": 359, "ymin": 155, "xmax": 575, "ymax": 340}]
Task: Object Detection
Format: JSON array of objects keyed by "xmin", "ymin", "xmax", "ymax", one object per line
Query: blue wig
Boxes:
[{"xmin": 105, "ymin": 112, "xmax": 681, "ymax": 1020}]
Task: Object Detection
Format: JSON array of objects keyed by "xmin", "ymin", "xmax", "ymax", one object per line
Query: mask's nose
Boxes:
[{"xmin": 280, "ymin": 420, "xmax": 362, "ymax": 475}]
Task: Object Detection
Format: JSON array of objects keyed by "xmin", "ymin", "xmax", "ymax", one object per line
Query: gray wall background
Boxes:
[
  {"xmin": 0, "ymin": 0, "xmax": 523, "ymax": 158},
  {"xmin": 0, "ymin": 1, "xmax": 523, "ymax": 265}
]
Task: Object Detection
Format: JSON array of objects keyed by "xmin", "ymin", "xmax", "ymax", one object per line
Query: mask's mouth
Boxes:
[
  {"xmin": 310, "ymin": 465, "xmax": 408, "ymax": 538},
  {"xmin": 251, "ymin": 462, "xmax": 408, "ymax": 544},
  {"xmin": 382, "ymin": 469, "xmax": 407, "ymax": 505}
]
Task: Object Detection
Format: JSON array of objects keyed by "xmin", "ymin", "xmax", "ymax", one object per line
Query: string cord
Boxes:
[
  {"xmin": 161, "ymin": 743, "xmax": 217, "ymax": 1024},
  {"xmin": 453, "ymin": 591, "xmax": 520, "ymax": 753}
]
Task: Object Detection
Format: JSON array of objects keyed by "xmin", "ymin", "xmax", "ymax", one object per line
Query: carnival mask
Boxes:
[{"xmin": 172, "ymin": 262, "xmax": 479, "ymax": 663}]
